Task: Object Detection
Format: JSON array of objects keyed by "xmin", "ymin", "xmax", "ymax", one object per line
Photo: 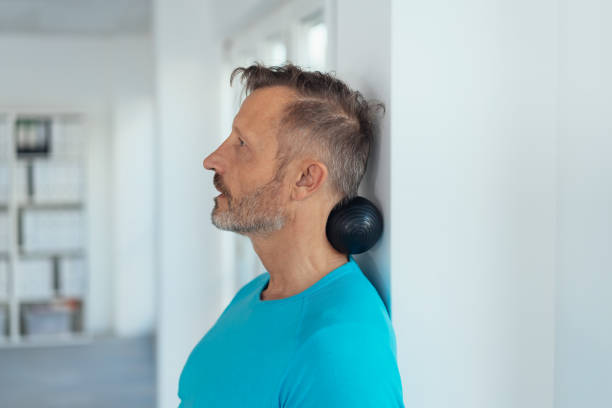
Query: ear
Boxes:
[{"xmin": 292, "ymin": 161, "xmax": 328, "ymax": 201}]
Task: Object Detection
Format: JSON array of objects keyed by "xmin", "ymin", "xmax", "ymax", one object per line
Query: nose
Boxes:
[{"xmin": 203, "ymin": 149, "xmax": 222, "ymax": 173}]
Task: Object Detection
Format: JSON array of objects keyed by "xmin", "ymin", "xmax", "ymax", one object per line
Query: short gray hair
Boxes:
[{"xmin": 230, "ymin": 62, "xmax": 385, "ymax": 205}]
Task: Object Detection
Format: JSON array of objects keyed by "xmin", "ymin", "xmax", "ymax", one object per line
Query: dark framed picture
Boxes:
[{"xmin": 15, "ymin": 116, "xmax": 52, "ymax": 157}]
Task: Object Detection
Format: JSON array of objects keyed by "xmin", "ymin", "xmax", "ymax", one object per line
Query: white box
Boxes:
[
  {"xmin": 17, "ymin": 259, "xmax": 53, "ymax": 299},
  {"xmin": 21, "ymin": 209, "xmax": 84, "ymax": 253},
  {"xmin": 59, "ymin": 258, "xmax": 86, "ymax": 297},
  {"xmin": 23, "ymin": 305, "xmax": 72, "ymax": 336},
  {"xmin": 33, "ymin": 161, "xmax": 84, "ymax": 203}
]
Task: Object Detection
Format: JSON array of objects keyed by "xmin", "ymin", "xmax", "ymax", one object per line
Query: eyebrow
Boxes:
[{"xmin": 233, "ymin": 124, "xmax": 252, "ymax": 144}]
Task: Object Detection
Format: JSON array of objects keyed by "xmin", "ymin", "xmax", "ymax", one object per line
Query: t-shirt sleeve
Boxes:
[{"xmin": 279, "ymin": 323, "xmax": 405, "ymax": 408}]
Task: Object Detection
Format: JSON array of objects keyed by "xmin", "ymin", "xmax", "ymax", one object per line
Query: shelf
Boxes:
[
  {"xmin": 0, "ymin": 332, "xmax": 92, "ymax": 349},
  {"xmin": 17, "ymin": 296, "xmax": 58, "ymax": 303},
  {"xmin": 18, "ymin": 295, "xmax": 84, "ymax": 303},
  {"xmin": 1, "ymin": 108, "xmax": 89, "ymax": 348},
  {"xmin": 18, "ymin": 201, "xmax": 83, "ymax": 210},
  {"xmin": 18, "ymin": 249, "xmax": 85, "ymax": 258}
]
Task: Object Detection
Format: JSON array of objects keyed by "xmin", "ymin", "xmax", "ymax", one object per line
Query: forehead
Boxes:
[{"xmin": 233, "ymin": 86, "xmax": 296, "ymax": 141}]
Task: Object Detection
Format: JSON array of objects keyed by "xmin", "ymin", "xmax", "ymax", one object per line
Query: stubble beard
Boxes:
[{"xmin": 211, "ymin": 177, "xmax": 288, "ymax": 235}]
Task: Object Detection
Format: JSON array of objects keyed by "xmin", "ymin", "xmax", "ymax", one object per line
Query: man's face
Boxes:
[{"xmin": 202, "ymin": 86, "xmax": 296, "ymax": 235}]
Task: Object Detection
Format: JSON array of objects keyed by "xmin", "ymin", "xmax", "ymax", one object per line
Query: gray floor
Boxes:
[{"xmin": 0, "ymin": 334, "xmax": 156, "ymax": 408}]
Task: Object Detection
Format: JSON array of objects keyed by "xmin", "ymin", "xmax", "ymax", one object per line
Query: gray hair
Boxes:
[{"xmin": 230, "ymin": 62, "xmax": 385, "ymax": 205}]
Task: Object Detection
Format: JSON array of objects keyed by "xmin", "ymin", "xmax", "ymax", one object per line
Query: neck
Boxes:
[{"xmin": 248, "ymin": 212, "xmax": 349, "ymax": 301}]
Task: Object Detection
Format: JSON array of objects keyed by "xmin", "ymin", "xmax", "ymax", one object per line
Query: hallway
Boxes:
[{"xmin": 0, "ymin": 335, "xmax": 155, "ymax": 407}]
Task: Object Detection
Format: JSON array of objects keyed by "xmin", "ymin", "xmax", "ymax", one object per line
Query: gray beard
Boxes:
[{"xmin": 210, "ymin": 180, "xmax": 288, "ymax": 235}]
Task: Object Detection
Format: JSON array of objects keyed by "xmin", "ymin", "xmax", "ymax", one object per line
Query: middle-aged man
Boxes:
[{"xmin": 178, "ymin": 63, "xmax": 404, "ymax": 407}]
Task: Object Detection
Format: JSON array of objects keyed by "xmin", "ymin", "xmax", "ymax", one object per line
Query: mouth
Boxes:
[
  {"xmin": 214, "ymin": 184, "xmax": 226, "ymax": 196},
  {"xmin": 213, "ymin": 174, "xmax": 229, "ymax": 199}
]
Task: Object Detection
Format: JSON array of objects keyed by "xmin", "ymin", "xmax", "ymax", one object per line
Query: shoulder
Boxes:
[
  {"xmin": 298, "ymin": 263, "xmax": 396, "ymax": 355},
  {"xmin": 296, "ymin": 322, "xmax": 396, "ymax": 363},
  {"xmin": 279, "ymin": 322, "xmax": 404, "ymax": 407}
]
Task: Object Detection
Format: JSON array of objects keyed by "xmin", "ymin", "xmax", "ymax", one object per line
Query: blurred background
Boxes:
[{"xmin": 0, "ymin": 0, "xmax": 610, "ymax": 407}]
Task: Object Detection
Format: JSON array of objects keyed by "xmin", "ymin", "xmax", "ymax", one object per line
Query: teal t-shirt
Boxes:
[{"xmin": 178, "ymin": 254, "xmax": 405, "ymax": 407}]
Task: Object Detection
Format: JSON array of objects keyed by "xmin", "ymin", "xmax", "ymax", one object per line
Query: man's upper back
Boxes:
[{"xmin": 178, "ymin": 255, "xmax": 405, "ymax": 407}]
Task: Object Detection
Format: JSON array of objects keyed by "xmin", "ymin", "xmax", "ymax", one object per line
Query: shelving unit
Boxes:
[{"xmin": 0, "ymin": 109, "xmax": 91, "ymax": 347}]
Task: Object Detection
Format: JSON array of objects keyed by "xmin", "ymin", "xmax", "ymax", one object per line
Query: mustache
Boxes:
[{"xmin": 213, "ymin": 173, "xmax": 229, "ymax": 196}]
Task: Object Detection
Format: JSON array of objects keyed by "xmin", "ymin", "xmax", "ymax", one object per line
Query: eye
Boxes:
[{"xmin": 238, "ymin": 138, "xmax": 246, "ymax": 147}]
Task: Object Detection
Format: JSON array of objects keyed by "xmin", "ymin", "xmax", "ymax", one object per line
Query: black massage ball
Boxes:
[{"xmin": 326, "ymin": 196, "xmax": 383, "ymax": 254}]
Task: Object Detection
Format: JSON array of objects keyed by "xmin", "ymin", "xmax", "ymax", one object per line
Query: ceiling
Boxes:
[
  {"xmin": 0, "ymin": 0, "xmax": 151, "ymax": 35},
  {"xmin": 0, "ymin": 0, "xmax": 288, "ymax": 37},
  {"xmin": 210, "ymin": 0, "xmax": 288, "ymax": 39}
]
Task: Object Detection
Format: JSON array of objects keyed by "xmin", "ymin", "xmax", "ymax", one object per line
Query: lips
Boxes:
[
  {"xmin": 213, "ymin": 186, "xmax": 224, "ymax": 198},
  {"xmin": 214, "ymin": 184, "xmax": 228, "ymax": 198},
  {"xmin": 213, "ymin": 174, "xmax": 228, "ymax": 196}
]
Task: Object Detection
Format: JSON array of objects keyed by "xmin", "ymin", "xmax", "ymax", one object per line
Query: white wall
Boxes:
[
  {"xmin": 390, "ymin": 1, "xmax": 557, "ymax": 407},
  {"xmin": 149, "ymin": 1, "xmax": 612, "ymax": 407},
  {"xmin": 334, "ymin": 0, "xmax": 393, "ymax": 314},
  {"xmin": 555, "ymin": 1, "xmax": 612, "ymax": 407},
  {"xmin": 0, "ymin": 34, "xmax": 156, "ymax": 337},
  {"xmin": 108, "ymin": 36, "xmax": 157, "ymax": 337},
  {"xmin": 152, "ymin": 0, "xmax": 227, "ymax": 406}
]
